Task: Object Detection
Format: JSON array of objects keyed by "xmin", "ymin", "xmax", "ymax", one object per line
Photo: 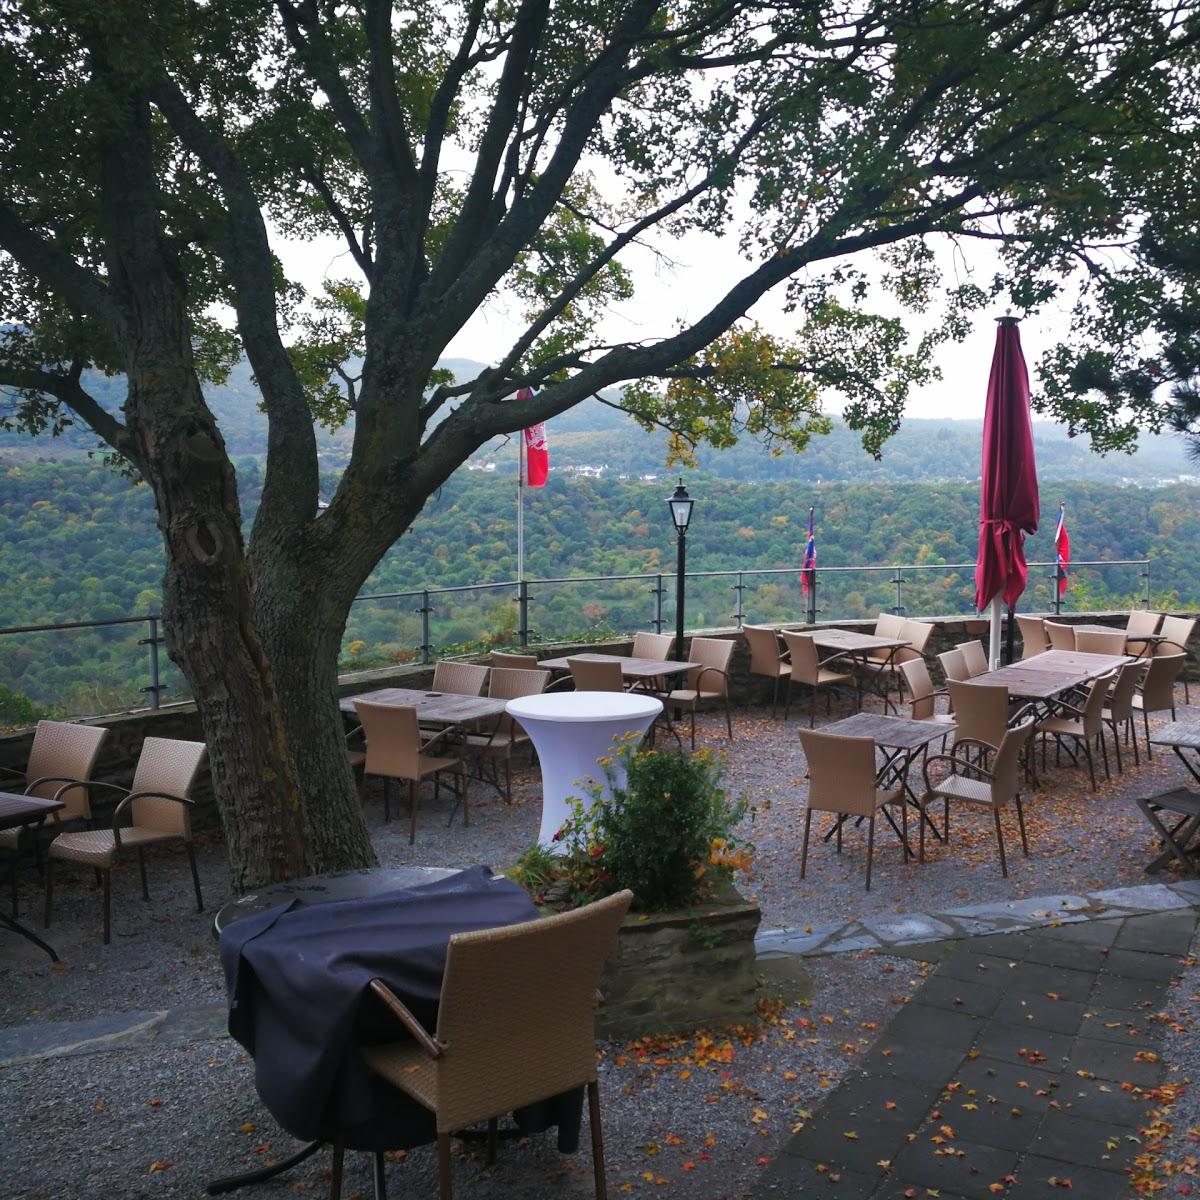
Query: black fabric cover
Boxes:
[{"xmin": 219, "ymin": 865, "xmax": 580, "ymax": 1151}]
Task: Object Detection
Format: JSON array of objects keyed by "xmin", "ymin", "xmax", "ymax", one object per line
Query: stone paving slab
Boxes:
[{"xmin": 753, "ymin": 908, "xmax": 1199, "ymax": 1200}]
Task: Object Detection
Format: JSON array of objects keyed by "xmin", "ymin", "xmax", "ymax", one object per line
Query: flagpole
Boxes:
[{"xmin": 517, "ymin": 427, "xmax": 525, "ymax": 606}]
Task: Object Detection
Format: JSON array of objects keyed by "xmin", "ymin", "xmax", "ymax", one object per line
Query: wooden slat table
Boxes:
[
  {"xmin": 1150, "ymin": 722, "xmax": 1200, "ymax": 787},
  {"xmin": 536, "ymin": 653, "xmax": 699, "ymax": 683},
  {"xmin": 339, "ymin": 687, "xmax": 508, "ymax": 724},
  {"xmin": 971, "ymin": 649, "xmax": 1130, "ymax": 702},
  {"xmin": 806, "ymin": 630, "xmax": 911, "ymax": 714},
  {"xmin": 0, "ymin": 790, "xmax": 65, "ymax": 961}
]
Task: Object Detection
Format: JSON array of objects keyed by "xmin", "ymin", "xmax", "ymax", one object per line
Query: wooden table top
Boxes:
[
  {"xmin": 822, "ymin": 712, "xmax": 951, "ymax": 749},
  {"xmin": 1020, "ymin": 649, "xmax": 1131, "ymax": 674},
  {"xmin": 801, "ymin": 629, "xmax": 909, "ymax": 654},
  {"xmin": 965, "ymin": 663, "xmax": 1093, "ymax": 700},
  {"xmin": 1071, "ymin": 624, "xmax": 1163, "ymax": 643},
  {"xmin": 0, "ymin": 791, "xmax": 64, "ymax": 832},
  {"xmin": 1150, "ymin": 722, "xmax": 1200, "ymax": 750},
  {"xmin": 340, "ymin": 688, "xmax": 508, "ymax": 723},
  {"xmin": 537, "ymin": 653, "xmax": 699, "ymax": 678}
]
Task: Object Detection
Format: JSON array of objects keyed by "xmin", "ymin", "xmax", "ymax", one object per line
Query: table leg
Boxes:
[
  {"xmin": 0, "ymin": 907, "xmax": 59, "ymax": 962},
  {"xmin": 1139, "ymin": 801, "xmax": 1200, "ymax": 876},
  {"xmin": 1173, "ymin": 746, "xmax": 1200, "ymax": 788},
  {"xmin": 206, "ymin": 1140, "xmax": 324, "ymax": 1195}
]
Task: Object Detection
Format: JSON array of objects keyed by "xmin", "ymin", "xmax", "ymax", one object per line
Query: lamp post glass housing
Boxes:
[{"xmin": 667, "ymin": 481, "xmax": 694, "ymax": 660}]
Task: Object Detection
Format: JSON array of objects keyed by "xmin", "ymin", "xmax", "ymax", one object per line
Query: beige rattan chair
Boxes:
[
  {"xmin": 1015, "ymin": 615, "xmax": 1049, "ymax": 659},
  {"xmin": 1075, "ymin": 628, "xmax": 1127, "ymax": 655},
  {"xmin": 798, "ymin": 729, "xmax": 905, "ymax": 891},
  {"xmin": 898, "ymin": 659, "xmax": 955, "ymax": 734},
  {"xmin": 1044, "ymin": 621, "xmax": 1075, "ymax": 650},
  {"xmin": 1035, "ymin": 675, "xmax": 1112, "ymax": 791},
  {"xmin": 353, "ymin": 702, "xmax": 467, "ymax": 843},
  {"xmin": 0, "ymin": 720, "xmax": 109, "ymax": 916},
  {"xmin": 44, "ymin": 737, "xmax": 206, "ymax": 944},
  {"xmin": 743, "ymin": 625, "xmax": 790, "ymax": 718},
  {"xmin": 356, "ymin": 890, "xmax": 633, "ymax": 1200},
  {"xmin": 1126, "ymin": 609, "xmax": 1163, "ymax": 657},
  {"xmin": 1102, "ymin": 660, "xmax": 1146, "ymax": 773},
  {"xmin": 1135, "ymin": 652, "xmax": 1185, "ymax": 759},
  {"xmin": 1157, "ymin": 616, "xmax": 1195, "ymax": 703},
  {"xmin": 463, "ymin": 668, "xmax": 550, "ymax": 802},
  {"xmin": 959, "ymin": 640, "xmax": 989, "ymax": 678},
  {"xmin": 432, "ymin": 661, "xmax": 489, "ymax": 697},
  {"xmin": 569, "ymin": 657, "xmax": 626, "ymax": 692},
  {"xmin": 631, "ymin": 632, "xmax": 673, "ymax": 661},
  {"xmin": 903, "ymin": 619, "xmax": 935, "ymax": 658},
  {"xmin": 782, "ymin": 631, "xmax": 855, "ymax": 727},
  {"xmin": 490, "ymin": 652, "xmax": 539, "ymax": 670},
  {"xmin": 947, "ymin": 679, "xmax": 1012, "ymax": 749},
  {"xmin": 859, "ymin": 618, "xmax": 927, "ymax": 707},
  {"xmin": 657, "ymin": 637, "xmax": 734, "ymax": 749},
  {"xmin": 919, "ymin": 721, "xmax": 1035, "ymax": 876}
]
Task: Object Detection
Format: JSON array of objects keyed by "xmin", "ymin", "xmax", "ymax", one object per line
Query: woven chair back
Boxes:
[
  {"xmin": 490, "ymin": 652, "xmax": 538, "ymax": 670},
  {"xmin": 685, "ymin": 638, "xmax": 734, "ymax": 694},
  {"xmin": 799, "ymin": 730, "xmax": 879, "ymax": 817},
  {"xmin": 903, "ymin": 619, "xmax": 934, "ymax": 656},
  {"xmin": 1015, "ymin": 615, "xmax": 1048, "ymax": 660},
  {"xmin": 959, "ymin": 640, "xmax": 989, "ymax": 678},
  {"xmin": 948, "ymin": 680, "xmax": 1009, "ymax": 747},
  {"xmin": 992, "ymin": 721, "xmax": 1034, "ymax": 804},
  {"xmin": 24, "ymin": 720, "xmax": 109, "ymax": 821},
  {"xmin": 780, "ymin": 632, "xmax": 820, "ymax": 687},
  {"xmin": 1106, "ymin": 661, "xmax": 1143, "ymax": 721},
  {"xmin": 1141, "ymin": 653, "xmax": 1185, "ymax": 711},
  {"xmin": 1159, "ymin": 615, "xmax": 1196, "ymax": 654},
  {"xmin": 898, "ymin": 658, "xmax": 935, "ymax": 719},
  {"xmin": 1077, "ymin": 675, "xmax": 1110, "ymax": 736},
  {"xmin": 631, "ymin": 632, "xmax": 673, "ymax": 661},
  {"xmin": 875, "ymin": 612, "xmax": 905, "ymax": 640},
  {"xmin": 1126, "ymin": 610, "xmax": 1163, "ymax": 638},
  {"xmin": 569, "ymin": 658, "xmax": 625, "ymax": 692},
  {"xmin": 432, "ymin": 889, "xmax": 632, "ymax": 1130},
  {"xmin": 1075, "ymin": 629, "xmax": 1127, "ymax": 655},
  {"xmin": 743, "ymin": 625, "xmax": 786, "ymax": 677},
  {"xmin": 353, "ymin": 702, "xmax": 423, "ymax": 781},
  {"xmin": 488, "ymin": 668, "xmax": 550, "ymax": 701},
  {"xmin": 130, "ymin": 737, "xmax": 206, "ymax": 835},
  {"xmin": 431, "ymin": 661, "xmax": 489, "ymax": 696},
  {"xmin": 1044, "ymin": 621, "xmax": 1075, "ymax": 650},
  {"xmin": 938, "ymin": 647, "xmax": 968, "ymax": 683}
]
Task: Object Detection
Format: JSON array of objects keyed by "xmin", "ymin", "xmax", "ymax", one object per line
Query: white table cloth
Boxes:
[{"xmin": 506, "ymin": 692, "xmax": 663, "ymax": 850}]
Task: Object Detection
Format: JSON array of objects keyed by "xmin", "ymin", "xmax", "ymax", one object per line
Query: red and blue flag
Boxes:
[
  {"xmin": 801, "ymin": 507, "xmax": 816, "ymax": 595},
  {"xmin": 1054, "ymin": 504, "xmax": 1070, "ymax": 596}
]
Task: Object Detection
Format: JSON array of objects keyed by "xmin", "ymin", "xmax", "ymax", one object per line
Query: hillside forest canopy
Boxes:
[{"xmin": 1, "ymin": 0, "xmax": 1199, "ymax": 887}]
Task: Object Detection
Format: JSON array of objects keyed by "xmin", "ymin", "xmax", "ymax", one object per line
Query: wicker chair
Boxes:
[
  {"xmin": 463, "ymin": 668, "xmax": 550, "ymax": 802},
  {"xmin": 1015, "ymin": 615, "xmax": 1048, "ymax": 660},
  {"xmin": 0, "ymin": 720, "xmax": 109, "ymax": 916},
  {"xmin": 353, "ymin": 702, "xmax": 467, "ymax": 843},
  {"xmin": 355, "ymin": 890, "xmax": 633, "ymax": 1200},
  {"xmin": 1075, "ymin": 628, "xmax": 1127, "ymax": 655},
  {"xmin": 1044, "ymin": 621, "xmax": 1075, "ymax": 650},
  {"xmin": 432, "ymin": 661, "xmax": 489, "ymax": 697},
  {"xmin": 656, "ymin": 637, "xmax": 734, "ymax": 749},
  {"xmin": 797, "ymin": 729, "xmax": 905, "ymax": 891},
  {"xmin": 959, "ymin": 640, "xmax": 989, "ymax": 678},
  {"xmin": 44, "ymin": 737, "xmax": 206, "ymax": 944},
  {"xmin": 919, "ymin": 721, "xmax": 1035, "ymax": 876},
  {"xmin": 568, "ymin": 657, "xmax": 626, "ymax": 692},
  {"xmin": 490, "ymin": 652, "xmax": 539, "ymax": 670},
  {"xmin": 742, "ymin": 625, "xmax": 790, "ymax": 718},
  {"xmin": 1135, "ymin": 653, "xmax": 1185, "ymax": 759},
  {"xmin": 782, "ymin": 631, "xmax": 855, "ymax": 727},
  {"xmin": 1102, "ymin": 660, "xmax": 1145, "ymax": 773},
  {"xmin": 947, "ymin": 679, "xmax": 1010, "ymax": 748},
  {"xmin": 1157, "ymin": 615, "xmax": 1196, "ymax": 703},
  {"xmin": 631, "ymin": 632, "xmax": 673, "ymax": 661},
  {"xmin": 859, "ymin": 618, "xmax": 928, "ymax": 708},
  {"xmin": 1126, "ymin": 609, "xmax": 1163, "ymax": 655},
  {"xmin": 1035, "ymin": 675, "xmax": 1112, "ymax": 791},
  {"xmin": 897, "ymin": 658, "xmax": 955, "ymax": 737}
]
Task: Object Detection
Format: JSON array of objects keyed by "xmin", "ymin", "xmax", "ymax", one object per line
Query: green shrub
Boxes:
[{"xmin": 0, "ymin": 684, "xmax": 49, "ymax": 728}]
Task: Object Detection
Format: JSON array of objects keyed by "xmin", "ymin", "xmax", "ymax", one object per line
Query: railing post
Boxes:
[
  {"xmin": 138, "ymin": 615, "xmax": 164, "ymax": 710},
  {"xmin": 731, "ymin": 571, "xmax": 745, "ymax": 629},
  {"xmin": 518, "ymin": 580, "xmax": 530, "ymax": 647},
  {"xmin": 892, "ymin": 569, "xmax": 904, "ymax": 616},
  {"xmin": 1142, "ymin": 562, "xmax": 1151, "ymax": 609},
  {"xmin": 651, "ymin": 574, "xmax": 665, "ymax": 633},
  {"xmin": 416, "ymin": 590, "xmax": 432, "ymax": 663},
  {"xmin": 806, "ymin": 568, "xmax": 818, "ymax": 625},
  {"xmin": 1053, "ymin": 565, "xmax": 1064, "ymax": 615}
]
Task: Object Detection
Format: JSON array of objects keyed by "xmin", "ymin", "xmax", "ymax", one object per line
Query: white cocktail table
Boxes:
[{"xmin": 506, "ymin": 691, "xmax": 664, "ymax": 850}]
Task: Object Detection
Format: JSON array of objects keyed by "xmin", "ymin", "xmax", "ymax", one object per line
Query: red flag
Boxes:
[
  {"xmin": 801, "ymin": 507, "xmax": 816, "ymax": 595},
  {"xmin": 517, "ymin": 387, "xmax": 548, "ymax": 488},
  {"xmin": 1055, "ymin": 504, "xmax": 1070, "ymax": 596}
]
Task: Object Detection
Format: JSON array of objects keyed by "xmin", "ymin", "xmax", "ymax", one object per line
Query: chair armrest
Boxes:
[
  {"xmin": 110, "ymin": 791, "xmax": 192, "ymax": 849},
  {"xmin": 420, "ymin": 724, "xmax": 465, "ymax": 754},
  {"xmin": 25, "ymin": 775, "xmax": 92, "ymax": 800},
  {"xmin": 369, "ymin": 979, "xmax": 444, "ymax": 1059},
  {"xmin": 0, "ymin": 764, "xmax": 24, "ymax": 783},
  {"xmin": 345, "ymin": 723, "xmax": 364, "ymax": 746},
  {"xmin": 1008, "ymin": 702, "xmax": 1040, "ymax": 726},
  {"xmin": 695, "ymin": 666, "xmax": 729, "ymax": 692},
  {"xmin": 817, "ymin": 651, "xmax": 849, "ymax": 670},
  {"xmin": 922, "ymin": 747, "xmax": 996, "ymax": 791}
]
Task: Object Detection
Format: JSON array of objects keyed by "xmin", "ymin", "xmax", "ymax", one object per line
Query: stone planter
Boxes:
[{"xmin": 595, "ymin": 885, "xmax": 762, "ymax": 1039}]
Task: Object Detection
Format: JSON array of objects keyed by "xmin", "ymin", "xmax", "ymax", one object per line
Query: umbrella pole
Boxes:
[
  {"xmin": 989, "ymin": 596, "xmax": 1003, "ymax": 670},
  {"xmin": 1005, "ymin": 604, "xmax": 1015, "ymax": 666}
]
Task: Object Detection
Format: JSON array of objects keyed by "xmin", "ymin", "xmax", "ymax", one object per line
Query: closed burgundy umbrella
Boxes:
[{"xmin": 974, "ymin": 317, "xmax": 1039, "ymax": 667}]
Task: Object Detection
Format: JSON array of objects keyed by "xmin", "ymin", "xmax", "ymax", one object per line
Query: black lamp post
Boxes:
[{"xmin": 667, "ymin": 479, "xmax": 694, "ymax": 660}]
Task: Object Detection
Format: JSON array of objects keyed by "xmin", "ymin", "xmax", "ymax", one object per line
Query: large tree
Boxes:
[{"xmin": 2, "ymin": 0, "xmax": 1197, "ymax": 888}]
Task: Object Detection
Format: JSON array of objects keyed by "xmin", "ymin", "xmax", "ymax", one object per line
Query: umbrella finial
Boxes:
[{"xmin": 996, "ymin": 314, "xmax": 1020, "ymax": 327}]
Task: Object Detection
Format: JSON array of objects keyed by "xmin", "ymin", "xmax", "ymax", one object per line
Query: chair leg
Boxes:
[
  {"xmin": 1015, "ymin": 795, "xmax": 1030, "ymax": 855},
  {"xmin": 724, "ymin": 696, "xmax": 733, "ymax": 740},
  {"xmin": 1083, "ymin": 740, "xmax": 1097, "ymax": 792},
  {"xmin": 1130, "ymin": 717, "xmax": 1140, "ymax": 766},
  {"xmin": 329, "ymin": 1134, "xmax": 345, "ymax": 1200},
  {"xmin": 771, "ymin": 676, "xmax": 780, "ymax": 720},
  {"xmin": 504, "ymin": 758, "xmax": 512, "ymax": 804},
  {"xmin": 1098, "ymin": 731, "xmax": 1110, "ymax": 780},
  {"xmin": 588, "ymin": 1078, "xmax": 608, "ymax": 1200},
  {"xmin": 138, "ymin": 849, "xmax": 150, "ymax": 901},
  {"xmin": 800, "ymin": 809, "xmax": 812, "ymax": 879},
  {"xmin": 102, "ymin": 869, "xmax": 111, "ymax": 944},
  {"xmin": 1144, "ymin": 711, "xmax": 1153, "ymax": 760},
  {"xmin": 993, "ymin": 810, "xmax": 1008, "ymax": 877},
  {"xmin": 437, "ymin": 1132, "xmax": 453, "ymax": 1200},
  {"xmin": 1110, "ymin": 721, "xmax": 1123, "ymax": 774},
  {"xmin": 43, "ymin": 856, "xmax": 53, "ymax": 928},
  {"xmin": 865, "ymin": 815, "xmax": 876, "ymax": 892},
  {"xmin": 810, "ymin": 688, "xmax": 816, "ymax": 729},
  {"xmin": 383, "ymin": 776, "xmax": 391, "ymax": 823},
  {"xmin": 186, "ymin": 841, "xmax": 204, "ymax": 912},
  {"xmin": 372, "ymin": 1149, "xmax": 388, "ymax": 1200},
  {"xmin": 486, "ymin": 1118, "xmax": 498, "ymax": 1166},
  {"xmin": 409, "ymin": 780, "xmax": 419, "ymax": 846},
  {"xmin": 460, "ymin": 772, "xmax": 469, "ymax": 828},
  {"xmin": 689, "ymin": 707, "xmax": 696, "ymax": 751}
]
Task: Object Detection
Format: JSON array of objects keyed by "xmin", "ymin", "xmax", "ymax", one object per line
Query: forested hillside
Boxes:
[{"xmin": 1, "ymin": 449, "xmax": 1195, "ymax": 718}]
